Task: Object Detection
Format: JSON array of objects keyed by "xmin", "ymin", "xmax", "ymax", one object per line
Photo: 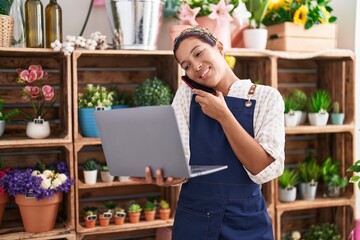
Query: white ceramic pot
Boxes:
[
  {"xmin": 0, "ymin": 120, "xmax": 5, "ymax": 136},
  {"xmin": 26, "ymin": 119, "xmax": 51, "ymax": 139},
  {"xmin": 118, "ymin": 176, "xmax": 130, "ymax": 182},
  {"xmin": 279, "ymin": 187, "xmax": 297, "ymax": 202},
  {"xmin": 298, "ymin": 111, "xmax": 307, "ymax": 125},
  {"xmin": 299, "ymin": 182, "xmax": 318, "ymax": 200},
  {"xmin": 101, "ymin": 171, "xmax": 115, "ymax": 182},
  {"xmin": 84, "ymin": 170, "xmax": 98, "ymax": 184},
  {"xmin": 243, "ymin": 28, "xmax": 268, "ymax": 50},
  {"xmin": 308, "ymin": 112, "xmax": 329, "ymax": 126},
  {"xmin": 284, "ymin": 111, "xmax": 301, "ymax": 127}
]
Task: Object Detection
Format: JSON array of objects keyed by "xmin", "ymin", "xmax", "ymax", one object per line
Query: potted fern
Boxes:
[
  {"xmin": 330, "ymin": 101, "xmax": 345, "ymax": 125},
  {"xmin": 307, "ymin": 90, "xmax": 332, "ymax": 126},
  {"xmin": 278, "ymin": 167, "xmax": 300, "ymax": 202},
  {"xmin": 83, "ymin": 158, "xmax": 99, "ymax": 185},
  {"xmin": 320, "ymin": 157, "xmax": 348, "ymax": 198},
  {"xmin": 298, "ymin": 157, "xmax": 321, "ymax": 200}
]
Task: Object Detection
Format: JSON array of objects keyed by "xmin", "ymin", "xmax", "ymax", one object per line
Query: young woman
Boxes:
[{"xmin": 131, "ymin": 26, "xmax": 285, "ymax": 239}]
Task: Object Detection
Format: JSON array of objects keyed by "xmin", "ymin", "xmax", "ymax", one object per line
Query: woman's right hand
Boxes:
[{"xmin": 129, "ymin": 166, "xmax": 186, "ymax": 187}]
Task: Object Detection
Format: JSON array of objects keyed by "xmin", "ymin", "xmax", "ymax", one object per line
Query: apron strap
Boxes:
[{"xmin": 245, "ymin": 84, "xmax": 257, "ymax": 107}]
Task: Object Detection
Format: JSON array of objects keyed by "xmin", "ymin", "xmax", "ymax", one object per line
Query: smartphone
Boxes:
[{"xmin": 181, "ymin": 75, "xmax": 216, "ymax": 95}]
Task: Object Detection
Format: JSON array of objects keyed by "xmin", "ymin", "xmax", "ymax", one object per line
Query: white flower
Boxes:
[
  {"xmin": 38, "ymin": 174, "xmax": 48, "ymax": 181},
  {"xmin": 31, "ymin": 170, "xmax": 41, "ymax": 176},
  {"xmin": 291, "ymin": 231, "xmax": 301, "ymax": 240},
  {"xmin": 51, "ymin": 178, "xmax": 62, "ymax": 189},
  {"xmin": 43, "ymin": 170, "xmax": 53, "ymax": 178},
  {"xmin": 41, "ymin": 178, "xmax": 52, "ymax": 189},
  {"xmin": 57, "ymin": 173, "xmax": 67, "ymax": 183}
]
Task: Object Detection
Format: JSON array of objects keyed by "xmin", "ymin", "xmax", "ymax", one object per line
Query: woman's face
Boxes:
[{"xmin": 175, "ymin": 37, "xmax": 225, "ymax": 88}]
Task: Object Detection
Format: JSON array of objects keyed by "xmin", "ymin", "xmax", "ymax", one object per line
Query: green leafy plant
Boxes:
[
  {"xmin": 83, "ymin": 206, "xmax": 98, "ymax": 216},
  {"xmin": 143, "ymin": 201, "xmax": 156, "ymax": 211},
  {"xmin": 134, "ymin": 78, "xmax": 174, "ymax": 106},
  {"xmin": 128, "ymin": 203, "xmax": 142, "ymax": 213},
  {"xmin": 178, "ymin": 0, "xmax": 239, "ymax": 18},
  {"xmin": 303, "ymin": 222, "xmax": 341, "ymax": 240},
  {"xmin": 83, "ymin": 158, "xmax": 98, "ymax": 171},
  {"xmin": 298, "ymin": 158, "xmax": 321, "ymax": 183},
  {"xmin": 242, "ymin": 0, "xmax": 270, "ymax": 28},
  {"xmin": 306, "ymin": 90, "xmax": 331, "ymax": 113},
  {"xmin": 112, "ymin": 90, "xmax": 132, "ymax": 106},
  {"xmin": 283, "ymin": 95, "xmax": 301, "ymax": 113},
  {"xmin": 104, "ymin": 201, "xmax": 117, "ymax": 211},
  {"xmin": 78, "ymin": 84, "xmax": 114, "ymax": 108},
  {"xmin": 347, "ymin": 159, "xmax": 360, "ymax": 189},
  {"xmin": 278, "ymin": 167, "xmax": 300, "ymax": 189},
  {"xmin": 289, "ymin": 89, "xmax": 307, "ymax": 111},
  {"xmin": 320, "ymin": 157, "xmax": 348, "ymax": 188},
  {"xmin": 100, "ymin": 164, "xmax": 109, "ymax": 172},
  {"xmin": 0, "ymin": 0, "xmax": 14, "ymax": 15},
  {"xmin": 159, "ymin": 199, "xmax": 170, "ymax": 209},
  {"xmin": 115, "ymin": 207, "xmax": 125, "ymax": 213},
  {"xmin": 0, "ymin": 99, "xmax": 19, "ymax": 123},
  {"xmin": 263, "ymin": 0, "xmax": 337, "ymax": 30}
]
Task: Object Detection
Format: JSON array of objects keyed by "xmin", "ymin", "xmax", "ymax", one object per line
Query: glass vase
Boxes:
[
  {"xmin": 25, "ymin": 0, "xmax": 44, "ymax": 48},
  {"xmin": 45, "ymin": 0, "xmax": 62, "ymax": 48},
  {"xmin": 10, "ymin": 0, "xmax": 26, "ymax": 47}
]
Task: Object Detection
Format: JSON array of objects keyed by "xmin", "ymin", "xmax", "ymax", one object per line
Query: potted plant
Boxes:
[
  {"xmin": 278, "ymin": 167, "xmax": 300, "ymax": 202},
  {"xmin": 347, "ymin": 159, "xmax": 360, "ymax": 189},
  {"xmin": 330, "ymin": 101, "xmax": 345, "ymax": 125},
  {"xmin": 83, "ymin": 158, "xmax": 99, "ymax": 185},
  {"xmin": 289, "ymin": 89, "xmax": 307, "ymax": 125},
  {"xmin": 283, "ymin": 95, "xmax": 301, "ymax": 127},
  {"xmin": 0, "ymin": 159, "xmax": 10, "ymax": 225},
  {"xmin": 303, "ymin": 222, "xmax": 341, "ymax": 240},
  {"xmin": 98, "ymin": 205, "xmax": 112, "ymax": 227},
  {"xmin": 111, "ymin": 90, "xmax": 132, "ymax": 109},
  {"xmin": 78, "ymin": 84, "xmax": 114, "ymax": 137},
  {"xmin": 17, "ymin": 65, "xmax": 56, "ymax": 139},
  {"xmin": 128, "ymin": 202, "xmax": 142, "ymax": 223},
  {"xmin": 114, "ymin": 206, "xmax": 126, "ymax": 225},
  {"xmin": 100, "ymin": 164, "xmax": 114, "ymax": 183},
  {"xmin": 0, "ymin": 98, "xmax": 19, "ymax": 137},
  {"xmin": 134, "ymin": 78, "xmax": 174, "ymax": 107},
  {"xmin": 159, "ymin": 199, "xmax": 171, "ymax": 220},
  {"xmin": 1, "ymin": 160, "xmax": 74, "ymax": 233},
  {"xmin": 320, "ymin": 157, "xmax": 348, "ymax": 197},
  {"xmin": 242, "ymin": 0, "xmax": 270, "ymax": 49},
  {"xmin": 307, "ymin": 90, "xmax": 332, "ymax": 126},
  {"xmin": 143, "ymin": 201, "xmax": 156, "ymax": 221},
  {"xmin": 83, "ymin": 206, "xmax": 97, "ymax": 228},
  {"xmin": 298, "ymin": 157, "xmax": 321, "ymax": 200},
  {"xmin": 0, "ymin": 0, "xmax": 15, "ymax": 47}
]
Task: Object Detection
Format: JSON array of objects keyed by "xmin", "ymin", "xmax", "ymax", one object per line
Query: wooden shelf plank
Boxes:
[
  {"xmin": 0, "ymin": 226, "xmax": 75, "ymax": 240},
  {"xmin": 285, "ymin": 124, "xmax": 355, "ymax": 135},
  {"xmin": 0, "ymin": 137, "xmax": 72, "ymax": 147},
  {"xmin": 77, "ymin": 219, "xmax": 174, "ymax": 234},
  {"xmin": 74, "ymin": 137, "xmax": 101, "ymax": 146},
  {"xmin": 78, "ymin": 180, "xmax": 151, "ymax": 189},
  {"xmin": 276, "ymin": 197, "xmax": 354, "ymax": 212}
]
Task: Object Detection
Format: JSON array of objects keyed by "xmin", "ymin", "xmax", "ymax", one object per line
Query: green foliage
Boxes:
[
  {"xmin": 303, "ymin": 222, "xmax": 341, "ymax": 240},
  {"xmin": 134, "ymin": 78, "xmax": 174, "ymax": 106},
  {"xmin": 180, "ymin": 0, "xmax": 239, "ymax": 18},
  {"xmin": 0, "ymin": 99, "xmax": 20, "ymax": 123},
  {"xmin": 128, "ymin": 203, "xmax": 142, "ymax": 213},
  {"xmin": 104, "ymin": 201, "xmax": 117, "ymax": 210},
  {"xmin": 114, "ymin": 207, "xmax": 125, "ymax": 213},
  {"xmin": 83, "ymin": 206, "xmax": 98, "ymax": 216},
  {"xmin": 78, "ymin": 84, "xmax": 114, "ymax": 108},
  {"xmin": 306, "ymin": 90, "xmax": 331, "ymax": 113},
  {"xmin": 100, "ymin": 164, "xmax": 109, "ymax": 172},
  {"xmin": 332, "ymin": 101, "xmax": 340, "ymax": 114},
  {"xmin": 289, "ymin": 89, "xmax": 307, "ymax": 111},
  {"xmin": 84, "ymin": 158, "xmax": 98, "ymax": 171},
  {"xmin": 112, "ymin": 90, "xmax": 132, "ymax": 106},
  {"xmin": 242, "ymin": 0, "xmax": 270, "ymax": 28},
  {"xmin": 143, "ymin": 201, "xmax": 156, "ymax": 211},
  {"xmin": 347, "ymin": 159, "xmax": 360, "ymax": 189},
  {"xmin": 159, "ymin": 200, "xmax": 170, "ymax": 209},
  {"xmin": 321, "ymin": 157, "xmax": 348, "ymax": 188},
  {"xmin": 283, "ymin": 95, "xmax": 300, "ymax": 113},
  {"xmin": 0, "ymin": 159, "xmax": 5, "ymax": 170},
  {"xmin": 278, "ymin": 167, "xmax": 300, "ymax": 189},
  {"xmin": 298, "ymin": 158, "xmax": 321, "ymax": 183},
  {"xmin": 0, "ymin": 0, "xmax": 14, "ymax": 15}
]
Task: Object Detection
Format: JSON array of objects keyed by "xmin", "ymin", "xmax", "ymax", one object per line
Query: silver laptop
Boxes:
[{"xmin": 94, "ymin": 105, "xmax": 227, "ymax": 178}]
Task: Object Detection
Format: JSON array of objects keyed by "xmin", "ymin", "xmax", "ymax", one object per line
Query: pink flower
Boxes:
[
  {"xmin": 19, "ymin": 70, "xmax": 37, "ymax": 83},
  {"xmin": 42, "ymin": 85, "xmax": 55, "ymax": 101},
  {"xmin": 208, "ymin": 0, "xmax": 234, "ymax": 24},
  {"xmin": 28, "ymin": 65, "xmax": 45, "ymax": 80},
  {"xmin": 178, "ymin": 4, "xmax": 201, "ymax": 26},
  {"xmin": 24, "ymin": 86, "xmax": 40, "ymax": 99}
]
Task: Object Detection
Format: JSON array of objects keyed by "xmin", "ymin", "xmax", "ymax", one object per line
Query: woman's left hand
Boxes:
[
  {"xmin": 129, "ymin": 166, "xmax": 186, "ymax": 187},
  {"xmin": 193, "ymin": 89, "xmax": 231, "ymax": 121}
]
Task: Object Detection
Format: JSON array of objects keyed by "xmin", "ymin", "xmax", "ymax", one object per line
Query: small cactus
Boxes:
[
  {"xmin": 333, "ymin": 101, "xmax": 340, "ymax": 114},
  {"xmin": 84, "ymin": 158, "xmax": 98, "ymax": 171}
]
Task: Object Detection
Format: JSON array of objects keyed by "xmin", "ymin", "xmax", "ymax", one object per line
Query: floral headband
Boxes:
[{"xmin": 174, "ymin": 26, "xmax": 218, "ymax": 45}]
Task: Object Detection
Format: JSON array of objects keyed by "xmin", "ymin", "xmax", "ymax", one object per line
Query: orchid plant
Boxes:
[
  {"xmin": 17, "ymin": 65, "xmax": 56, "ymax": 121},
  {"xmin": 1, "ymin": 160, "xmax": 74, "ymax": 200}
]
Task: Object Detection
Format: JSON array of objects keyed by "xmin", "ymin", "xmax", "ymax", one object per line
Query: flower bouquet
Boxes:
[
  {"xmin": 1, "ymin": 160, "xmax": 74, "ymax": 233},
  {"xmin": 17, "ymin": 65, "xmax": 56, "ymax": 139}
]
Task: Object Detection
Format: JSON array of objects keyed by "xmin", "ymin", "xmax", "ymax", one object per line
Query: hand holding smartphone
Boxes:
[{"xmin": 181, "ymin": 75, "xmax": 216, "ymax": 95}]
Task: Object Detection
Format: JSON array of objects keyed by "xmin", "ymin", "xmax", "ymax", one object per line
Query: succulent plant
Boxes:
[
  {"xmin": 278, "ymin": 167, "xmax": 300, "ymax": 189},
  {"xmin": 332, "ymin": 101, "xmax": 340, "ymax": 114},
  {"xmin": 128, "ymin": 203, "xmax": 142, "ymax": 213},
  {"xmin": 159, "ymin": 200, "xmax": 170, "ymax": 209},
  {"xmin": 84, "ymin": 158, "xmax": 98, "ymax": 171},
  {"xmin": 306, "ymin": 90, "xmax": 332, "ymax": 113},
  {"xmin": 143, "ymin": 201, "xmax": 156, "ymax": 211}
]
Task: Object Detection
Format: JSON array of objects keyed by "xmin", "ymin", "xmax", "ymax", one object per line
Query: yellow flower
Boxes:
[
  {"xmin": 225, "ymin": 56, "xmax": 236, "ymax": 70},
  {"xmin": 293, "ymin": 4, "xmax": 309, "ymax": 25},
  {"xmin": 268, "ymin": 0, "xmax": 286, "ymax": 11},
  {"xmin": 318, "ymin": 6, "xmax": 330, "ymax": 24}
]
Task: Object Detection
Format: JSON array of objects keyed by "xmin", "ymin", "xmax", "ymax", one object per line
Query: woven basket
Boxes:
[{"xmin": 0, "ymin": 14, "xmax": 14, "ymax": 47}]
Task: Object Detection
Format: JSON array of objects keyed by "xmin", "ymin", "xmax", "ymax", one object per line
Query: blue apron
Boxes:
[{"xmin": 172, "ymin": 91, "xmax": 274, "ymax": 240}]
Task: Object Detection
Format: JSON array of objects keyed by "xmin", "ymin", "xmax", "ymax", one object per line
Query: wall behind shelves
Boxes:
[{"xmin": 42, "ymin": 0, "xmax": 360, "ymax": 217}]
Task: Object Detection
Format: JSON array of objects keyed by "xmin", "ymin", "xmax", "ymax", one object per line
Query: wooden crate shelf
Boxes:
[
  {"xmin": 285, "ymin": 124, "xmax": 355, "ymax": 135},
  {"xmin": 0, "ymin": 48, "xmax": 72, "ymax": 143},
  {"xmin": 0, "ymin": 228, "xmax": 76, "ymax": 240},
  {"xmin": 276, "ymin": 197, "xmax": 355, "ymax": 212},
  {"xmin": 78, "ymin": 180, "xmax": 152, "ymax": 190}
]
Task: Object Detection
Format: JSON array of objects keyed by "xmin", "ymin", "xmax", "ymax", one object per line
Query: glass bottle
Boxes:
[
  {"xmin": 10, "ymin": 0, "xmax": 26, "ymax": 47},
  {"xmin": 25, "ymin": 0, "xmax": 44, "ymax": 48},
  {"xmin": 45, "ymin": 0, "xmax": 62, "ymax": 48}
]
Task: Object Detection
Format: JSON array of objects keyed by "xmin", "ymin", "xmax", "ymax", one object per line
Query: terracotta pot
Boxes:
[
  {"xmin": 144, "ymin": 210, "xmax": 156, "ymax": 221},
  {"xmin": 84, "ymin": 217, "xmax": 96, "ymax": 228},
  {"xmin": 114, "ymin": 215, "xmax": 125, "ymax": 225},
  {"xmin": 0, "ymin": 192, "xmax": 9, "ymax": 225},
  {"xmin": 98, "ymin": 214, "xmax": 111, "ymax": 226},
  {"xmin": 129, "ymin": 212, "xmax": 141, "ymax": 223},
  {"xmin": 159, "ymin": 208, "xmax": 171, "ymax": 220},
  {"xmin": 196, "ymin": 16, "xmax": 232, "ymax": 49},
  {"xmin": 15, "ymin": 192, "xmax": 63, "ymax": 233}
]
